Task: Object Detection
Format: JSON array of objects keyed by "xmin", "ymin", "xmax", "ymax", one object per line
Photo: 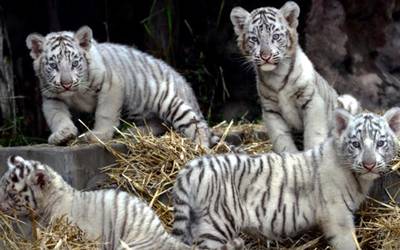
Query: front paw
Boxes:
[
  {"xmin": 48, "ymin": 126, "xmax": 78, "ymax": 145},
  {"xmin": 78, "ymin": 130, "xmax": 113, "ymax": 143}
]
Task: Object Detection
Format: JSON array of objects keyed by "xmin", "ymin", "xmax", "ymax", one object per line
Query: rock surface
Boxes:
[{"xmin": 305, "ymin": 0, "xmax": 400, "ymax": 110}]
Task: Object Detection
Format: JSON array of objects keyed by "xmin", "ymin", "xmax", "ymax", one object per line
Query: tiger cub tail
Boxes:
[{"xmin": 337, "ymin": 94, "xmax": 362, "ymax": 115}]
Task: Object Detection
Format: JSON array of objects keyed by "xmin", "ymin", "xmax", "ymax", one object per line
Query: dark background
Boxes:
[{"xmin": 0, "ymin": 0, "xmax": 399, "ymax": 145}]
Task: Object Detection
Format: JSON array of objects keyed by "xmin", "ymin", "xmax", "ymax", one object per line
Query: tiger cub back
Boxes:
[
  {"xmin": 172, "ymin": 107, "xmax": 400, "ymax": 249},
  {"xmin": 0, "ymin": 156, "xmax": 191, "ymax": 250}
]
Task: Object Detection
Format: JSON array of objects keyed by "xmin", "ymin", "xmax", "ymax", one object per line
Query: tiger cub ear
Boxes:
[
  {"xmin": 384, "ymin": 107, "xmax": 400, "ymax": 137},
  {"xmin": 7, "ymin": 155, "xmax": 25, "ymax": 170},
  {"xmin": 75, "ymin": 26, "xmax": 93, "ymax": 51},
  {"xmin": 280, "ymin": 1, "xmax": 300, "ymax": 29},
  {"xmin": 31, "ymin": 169, "xmax": 50, "ymax": 189},
  {"xmin": 26, "ymin": 33, "xmax": 45, "ymax": 59},
  {"xmin": 334, "ymin": 109, "xmax": 353, "ymax": 136},
  {"xmin": 230, "ymin": 7, "xmax": 250, "ymax": 35}
]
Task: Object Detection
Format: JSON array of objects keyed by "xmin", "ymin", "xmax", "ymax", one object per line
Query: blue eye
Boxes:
[
  {"xmin": 377, "ymin": 140, "xmax": 385, "ymax": 147},
  {"xmin": 49, "ymin": 62, "xmax": 57, "ymax": 69},
  {"xmin": 250, "ymin": 37, "xmax": 259, "ymax": 43},
  {"xmin": 352, "ymin": 141, "xmax": 360, "ymax": 148},
  {"xmin": 272, "ymin": 34, "xmax": 280, "ymax": 40},
  {"xmin": 71, "ymin": 60, "xmax": 79, "ymax": 68}
]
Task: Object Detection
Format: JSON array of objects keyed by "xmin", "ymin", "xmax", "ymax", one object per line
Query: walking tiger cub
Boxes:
[
  {"xmin": 26, "ymin": 26, "xmax": 214, "ymax": 147},
  {"xmin": 231, "ymin": 1, "xmax": 356, "ymax": 153},
  {"xmin": 172, "ymin": 107, "xmax": 400, "ymax": 249},
  {"xmin": 0, "ymin": 156, "xmax": 192, "ymax": 250}
]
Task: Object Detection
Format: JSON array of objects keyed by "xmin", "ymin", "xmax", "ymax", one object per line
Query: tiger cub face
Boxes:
[
  {"xmin": 0, "ymin": 156, "xmax": 50, "ymax": 216},
  {"xmin": 334, "ymin": 108, "xmax": 400, "ymax": 180},
  {"xmin": 26, "ymin": 26, "xmax": 93, "ymax": 96},
  {"xmin": 230, "ymin": 1, "xmax": 300, "ymax": 71}
]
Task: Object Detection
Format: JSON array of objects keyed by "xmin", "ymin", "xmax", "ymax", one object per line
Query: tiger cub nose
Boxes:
[
  {"xmin": 61, "ymin": 81, "xmax": 73, "ymax": 90},
  {"xmin": 362, "ymin": 161, "xmax": 376, "ymax": 171},
  {"xmin": 260, "ymin": 53, "xmax": 271, "ymax": 62}
]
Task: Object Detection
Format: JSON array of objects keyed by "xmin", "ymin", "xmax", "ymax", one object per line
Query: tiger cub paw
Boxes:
[
  {"xmin": 78, "ymin": 130, "xmax": 113, "ymax": 143},
  {"xmin": 222, "ymin": 237, "xmax": 245, "ymax": 250},
  {"xmin": 48, "ymin": 126, "xmax": 78, "ymax": 145}
]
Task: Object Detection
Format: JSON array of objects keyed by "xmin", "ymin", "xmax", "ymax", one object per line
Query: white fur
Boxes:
[
  {"xmin": 27, "ymin": 27, "xmax": 214, "ymax": 147},
  {"xmin": 173, "ymin": 109, "xmax": 400, "ymax": 250}
]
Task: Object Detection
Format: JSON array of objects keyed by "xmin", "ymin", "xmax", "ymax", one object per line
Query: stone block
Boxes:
[{"xmin": 0, "ymin": 144, "xmax": 125, "ymax": 189}]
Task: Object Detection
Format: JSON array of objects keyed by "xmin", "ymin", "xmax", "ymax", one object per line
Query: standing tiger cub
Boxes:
[
  {"xmin": 231, "ymin": 1, "xmax": 346, "ymax": 153},
  {"xmin": 172, "ymin": 108, "xmax": 400, "ymax": 249},
  {"xmin": 26, "ymin": 26, "xmax": 214, "ymax": 147},
  {"xmin": 0, "ymin": 156, "xmax": 192, "ymax": 250}
]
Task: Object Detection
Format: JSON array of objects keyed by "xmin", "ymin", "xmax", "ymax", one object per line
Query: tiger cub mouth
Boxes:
[{"xmin": 260, "ymin": 63, "xmax": 277, "ymax": 71}]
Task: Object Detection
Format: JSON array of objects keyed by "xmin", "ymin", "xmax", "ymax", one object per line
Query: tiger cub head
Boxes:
[
  {"xmin": 0, "ymin": 156, "xmax": 54, "ymax": 216},
  {"xmin": 26, "ymin": 26, "xmax": 93, "ymax": 96},
  {"xmin": 230, "ymin": 1, "xmax": 299, "ymax": 71},
  {"xmin": 334, "ymin": 108, "xmax": 400, "ymax": 180}
]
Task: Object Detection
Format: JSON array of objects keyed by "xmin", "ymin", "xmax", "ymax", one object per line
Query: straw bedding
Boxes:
[{"xmin": 0, "ymin": 123, "xmax": 399, "ymax": 249}]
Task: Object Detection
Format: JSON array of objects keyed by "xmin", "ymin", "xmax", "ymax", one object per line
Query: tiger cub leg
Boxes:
[
  {"xmin": 321, "ymin": 211, "xmax": 356, "ymax": 250},
  {"xmin": 263, "ymin": 111, "xmax": 299, "ymax": 153},
  {"xmin": 157, "ymin": 96, "xmax": 212, "ymax": 148},
  {"xmin": 302, "ymin": 94, "xmax": 329, "ymax": 149},
  {"xmin": 192, "ymin": 215, "xmax": 244, "ymax": 249},
  {"xmin": 43, "ymin": 98, "xmax": 78, "ymax": 145},
  {"xmin": 80, "ymin": 78, "xmax": 124, "ymax": 142}
]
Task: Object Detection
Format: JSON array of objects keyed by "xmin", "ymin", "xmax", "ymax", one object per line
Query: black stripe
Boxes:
[
  {"xmin": 281, "ymin": 204, "xmax": 287, "ymax": 237},
  {"xmin": 278, "ymin": 51, "xmax": 297, "ymax": 91},
  {"xmin": 263, "ymin": 108, "xmax": 283, "ymax": 118},
  {"xmin": 271, "ymin": 209, "xmax": 277, "ymax": 235}
]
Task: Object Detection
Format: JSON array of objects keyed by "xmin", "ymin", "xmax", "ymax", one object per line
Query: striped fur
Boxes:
[
  {"xmin": 172, "ymin": 107, "xmax": 400, "ymax": 249},
  {"xmin": 230, "ymin": 1, "xmax": 352, "ymax": 153},
  {"xmin": 26, "ymin": 26, "xmax": 214, "ymax": 147},
  {"xmin": 0, "ymin": 156, "xmax": 192, "ymax": 250}
]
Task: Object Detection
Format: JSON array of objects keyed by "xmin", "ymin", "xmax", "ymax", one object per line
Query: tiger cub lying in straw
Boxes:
[
  {"xmin": 172, "ymin": 107, "xmax": 400, "ymax": 249},
  {"xmin": 26, "ymin": 26, "xmax": 214, "ymax": 147},
  {"xmin": 0, "ymin": 156, "xmax": 194, "ymax": 250},
  {"xmin": 231, "ymin": 1, "xmax": 357, "ymax": 153}
]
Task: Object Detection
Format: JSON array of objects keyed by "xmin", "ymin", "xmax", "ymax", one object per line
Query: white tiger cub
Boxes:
[
  {"xmin": 231, "ymin": 1, "xmax": 351, "ymax": 153},
  {"xmin": 26, "ymin": 26, "xmax": 214, "ymax": 147},
  {"xmin": 172, "ymin": 107, "xmax": 400, "ymax": 249},
  {"xmin": 0, "ymin": 156, "xmax": 192, "ymax": 250}
]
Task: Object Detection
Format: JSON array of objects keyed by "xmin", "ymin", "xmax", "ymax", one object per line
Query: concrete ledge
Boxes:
[{"xmin": 0, "ymin": 144, "xmax": 126, "ymax": 189}]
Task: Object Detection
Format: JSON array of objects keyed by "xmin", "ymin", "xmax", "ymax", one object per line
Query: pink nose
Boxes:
[
  {"xmin": 362, "ymin": 162, "xmax": 376, "ymax": 171},
  {"xmin": 61, "ymin": 81, "xmax": 72, "ymax": 90},
  {"xmin": 260, "ymin": 53, "xmax": 271, "ymax": 62}
]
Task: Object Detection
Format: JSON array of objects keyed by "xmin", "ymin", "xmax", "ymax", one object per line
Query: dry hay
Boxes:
[
  {"xmin": 0, "ymin": 213, "xmax": 100, "ymax": 250},
  {"xmin": 32, "ymin": 216, "xmax": 101, "ymax": 250},
  {"xmin": 357, "ymin": 198, "xmax": 400, "ymax": 250},
  {"xmin": 0, "ymin": 212, "xmax": 26, "ymax": 249}
]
